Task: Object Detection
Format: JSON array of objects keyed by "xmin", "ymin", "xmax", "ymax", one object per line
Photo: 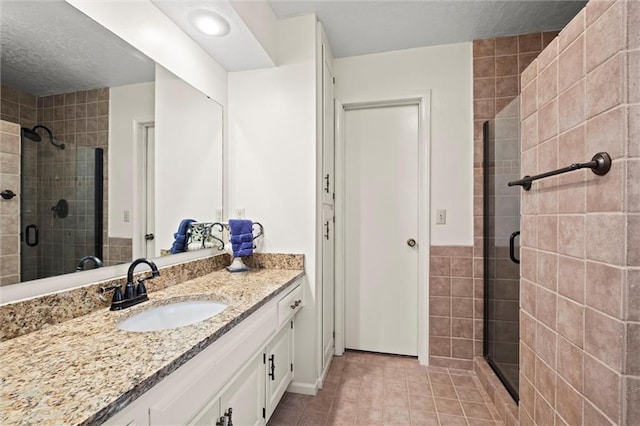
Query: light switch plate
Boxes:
[{"xmin": 436, "ymin": 209, "xmax": 446, "ymax": 225}]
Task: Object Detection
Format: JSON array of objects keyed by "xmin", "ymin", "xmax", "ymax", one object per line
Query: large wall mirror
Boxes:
[{"xmin": 0, "ymin": 0, "xmax": 223, "ymax": 289}]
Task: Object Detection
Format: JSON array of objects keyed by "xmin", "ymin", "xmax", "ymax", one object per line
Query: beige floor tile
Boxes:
[
  {"xmin": 430, "ymin": 372, "xmax": 454, "ymax": 385},
  {"xmin": 451, "ymin": 375, "xmax": 478, "ymax": 389},
  {"xmin": 435, "ymin": 398, "xmax": 465, "ymax": 416},
  {"xmin": 410, "ymin": 409, "xmax": 440, "ymax": 425},
  {"xmin": 354, "ymin": 406, "xmax": 382, "ymax": 425},
  {"xmin": 270, "ymin": 405, "xmax": 305, "ymax": 425},
  {"xmin": 382, "ymin": 406, "xmax": 411, "ymax": 425},
  {"xmin": 299, "ymin": 409, "xmax": 330, "ymax": 426},
  {"xmin": 408, "ymin": 394, "xmax": 437, "ymax": 412},
  {"xmin": 438, "ymin": 414, "xmax": 468, "ymax": 425},
  {"xmin": 408, "ymin": 380, "xmax": 432, "ymax": 396},
  {"xmin": 460, "ymin": 401, "xmax": 494, "ymax": 421},
  {"xmin": 268, "ymin": 351, "xmax": 504, "ymax": 426},
  {"xmin": 455, "ymin": 387, "xmax": 485, "ymax": 403},
  {"xmin": 431, "ymin": 384, "xmax": 458, "ymax": 399}
]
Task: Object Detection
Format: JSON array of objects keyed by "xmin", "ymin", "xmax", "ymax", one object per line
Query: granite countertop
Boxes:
[{"xmin": 0, "ymin": 267, "xmax": 304, "ymax": 425}]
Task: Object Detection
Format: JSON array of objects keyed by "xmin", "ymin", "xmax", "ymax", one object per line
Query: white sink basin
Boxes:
[{"xmin": 118, "ymin": 300, "xmax": 228, "ymax": 332}]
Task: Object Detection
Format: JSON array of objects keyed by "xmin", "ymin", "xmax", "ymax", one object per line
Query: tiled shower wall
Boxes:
[
  {"xmin": 35, "ymin": 88, "xmax": 111, "ymax": 274},
  {"xmin": 429, "ymin": 31, "xmax": 561, "ymax": 371},
  {"xmin": 0, "ymin": 121, "xmax": 20, "ymax": 284},
  {"xmin": 519, "ymin": 0, "xmax": 638, "ymax": 424},
  {"xmin": 0, "ymin": 84, "xmax": 133, "ymax": 282}
]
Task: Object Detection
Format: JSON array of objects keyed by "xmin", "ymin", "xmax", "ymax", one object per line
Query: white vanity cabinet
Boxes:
[
  {"xmin": 105, "ymin": 278, "xmax": 303, "ymax": 426},
  {"xmin": 190, "ymin": 350, "xmax": 265, "ymax": 426},
  {"xmin": 265, "ymin": 321, "xmax": 293, "ymax": 420}
]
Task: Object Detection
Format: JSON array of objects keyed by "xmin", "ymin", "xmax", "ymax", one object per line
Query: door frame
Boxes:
[
  {"xmin": 334, "ymin": 93, "xmax": 431, "ymax": 365},
  {"xmin": 133, "ymin": 120, "xmax": 155, "ymax": 258}
]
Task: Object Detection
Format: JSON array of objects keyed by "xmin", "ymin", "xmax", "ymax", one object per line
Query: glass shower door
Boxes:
[{"xmin": 483, "ymin": 97, "xmax": 521, "ymax": 401}]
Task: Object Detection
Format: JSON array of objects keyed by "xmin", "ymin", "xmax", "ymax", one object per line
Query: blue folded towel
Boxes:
[
  {"xmin": 169, "ymin": 219, "xmax": 196, "ymax": 254},
  {"xmin": 230, "ymin": 233, "xmax": 253, "ymax": 244},
  {"xmin": 229, "ymin": 219, "xmax": 253, "ymax": 235},
  {"xmin": 229, "ymin": 219, "xmax": 254, "ymax": 257},
  {"xmin": 232, "ymin": 241, "xmax": 253, "ymax": 251},
  {"xmin": 235, "ymin": 248, "xmax": 253, "ymax": 257}
]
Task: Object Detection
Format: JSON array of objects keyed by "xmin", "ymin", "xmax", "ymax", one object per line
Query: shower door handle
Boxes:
[
  {"xmin": 25, "ymin": 224, "xmax": 39, "ymax": 247},
  {"xmin": 509, "ymin": 231, "xmax": 520, "ymax": 264}
]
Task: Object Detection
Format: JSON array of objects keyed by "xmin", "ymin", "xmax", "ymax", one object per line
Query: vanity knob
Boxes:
[{"xmin": 290, "ymin": 299, "xmax": 302, "ymax": 309}]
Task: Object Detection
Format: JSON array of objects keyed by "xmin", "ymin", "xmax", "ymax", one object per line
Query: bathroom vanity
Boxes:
[
  {"xmin": 0, "ymin": 260, "xmax": 304, "ymax": 425},
  {"xmin": 107, "ymin": 276, "xmax": 304, "ymax": 425}
]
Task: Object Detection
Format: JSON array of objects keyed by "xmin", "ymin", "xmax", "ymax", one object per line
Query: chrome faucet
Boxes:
[
  {"xmin": 108, "ymin": 258, "xmax": 160, "ymax": 311},
  {"xmin": 76, "ymin": 255, "xmax": 103, "ymax": 271}
]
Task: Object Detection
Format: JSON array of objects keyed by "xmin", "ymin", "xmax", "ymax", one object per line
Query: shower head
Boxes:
[
  {"xmin": 23, "ymin": 125, "xmax": 65, "ymax": 150},
  {"xmin": 21, "ymin": 127, "xmax": 42, "ymax": 142}
]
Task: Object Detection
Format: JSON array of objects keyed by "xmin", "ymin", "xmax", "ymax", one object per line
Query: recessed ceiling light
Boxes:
[{"xmin": 188, "ymin": 9, "xmax": 230, "ymax": 37}]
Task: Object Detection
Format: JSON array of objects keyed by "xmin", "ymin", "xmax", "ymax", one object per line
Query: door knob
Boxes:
[
  {"xmin": 145, "ymin": 233, "xmax": 155, "ymax": 241},
  {"xmin": 1, "ymin": 189, "xmax": 16, "ymax": 200},
  {"xmin": 407, "ymin": 238, "xmax": 416, "ymax": 247}
]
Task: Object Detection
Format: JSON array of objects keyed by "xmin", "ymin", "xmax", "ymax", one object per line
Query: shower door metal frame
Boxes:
[
  {"xmin": 94, "ymin": 148, "xmax": 104, "ymax": 262},
  {"xmin": 482, "ymin": 120, "xmax": 519, "ymax": 403}
]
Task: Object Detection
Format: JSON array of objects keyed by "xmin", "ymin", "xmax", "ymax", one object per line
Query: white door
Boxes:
[
  {"xmin": 142, "ymin": 125, "xmax": 155, "ymax": 257},
  {"xmin": 344, "ymin": 105, "xmax": 419, "ymax": 356}
]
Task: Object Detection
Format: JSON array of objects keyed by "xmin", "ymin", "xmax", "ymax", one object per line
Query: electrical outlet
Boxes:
[
  {"xmin": 235, "ymin": 208, "xmax": 245, "ymax": 218},
  {"xmin": 123, "ymin": 210, "xmax": 131, "ymax": 223},
  {"xmin": 435, "ymin": 209, "xmax": 446, "ymax": 225},
  {"xmin": 215, "ymin": 208, "xmax": 223, "ymax": 222}
]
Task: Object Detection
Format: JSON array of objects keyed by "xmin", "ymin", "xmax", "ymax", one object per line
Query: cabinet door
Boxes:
[
  {"xmin": 322, "ymin": 205, "xmax": 335, "ymax": 372},
  {"xmin": 219, "ymin": 351, "xmax": 266, "ymax": 426},
  {"xmin": 322, "ymin": 43, "xmax": 335, "ymax": 206},
  {"xmin": 189, "ymin": 398, "xmax": 221, "ymax": 426},
  {"xmin": 265, "ymin": 323, "xmax": 293, "ymax": 420}
]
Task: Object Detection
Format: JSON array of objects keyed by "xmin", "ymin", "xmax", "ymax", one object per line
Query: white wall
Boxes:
[
  {"xmin": 334, "ymin": 43, "xmax": 473, "ymax": 246},
  {"xmin": 228, "ymin": 14, "xmax": 318, "ymax": 389},
  {"xmin": 109, "ymin": 82, "xmax": 155, "ymax": 238},
  {"xmin": 155, "ymin": 66, "xmax": 224, "ymax": 256}
]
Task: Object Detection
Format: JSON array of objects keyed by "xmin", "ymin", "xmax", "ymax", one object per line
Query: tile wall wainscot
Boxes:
[
  {"xmin": 429, "ymin": 245, "xmax": 475, "ymax": 370},
  {"xmin": 519, "ymin": 0, "xmax": 638, "ymax": 425},
  {"xmin": 0, "ymin": 252, "xmax": 304, "ymax": 341},
  {"xmin": 0, "ymin": 121, "xmax": 21, "ymax": 284}
]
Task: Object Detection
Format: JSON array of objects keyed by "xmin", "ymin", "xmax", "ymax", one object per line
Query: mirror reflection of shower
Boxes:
[
  {"xmin": 16, "ymin": 108, "xmax": 104, "ymax": 281},
  {"xmin": 21, "ymin": 125, "xmax": 65, "ymax": 149}
]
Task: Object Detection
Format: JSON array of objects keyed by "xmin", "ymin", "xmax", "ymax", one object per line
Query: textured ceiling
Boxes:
[
  {"xmin": 1, "ymin": 0, "xmax": 588, "ymax": 95},
  {"xmin": 0, "ymin": 1, "xmax": 155, "ymax": 97},
  {"xmin": 268, "ymin": 0, "xmax": 587, "ymax": 58}
]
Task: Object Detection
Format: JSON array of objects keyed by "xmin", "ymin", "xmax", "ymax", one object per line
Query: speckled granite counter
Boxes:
[{"xmin": 0, "ymin": 267, "xmax": 304, "ymax": 425}]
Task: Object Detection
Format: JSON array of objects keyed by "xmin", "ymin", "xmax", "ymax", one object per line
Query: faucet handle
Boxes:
[
  {"xmin": 111, "ymin": 287, "xmax": 124, "ymax": 304},
  {"xmin": 136, "ymin": 278, "xmax": 148, "ymax": 296}
]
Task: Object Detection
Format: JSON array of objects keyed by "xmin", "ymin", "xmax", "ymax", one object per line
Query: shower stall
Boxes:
[
  {"xmin": 483, "ymin": 97, "xmax": 521, "ymax": 401},
  {"xmin": 20, "ymin": 124, "xmax": 103, "ymax": 281}
]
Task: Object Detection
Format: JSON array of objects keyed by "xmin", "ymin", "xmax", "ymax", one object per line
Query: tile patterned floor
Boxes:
[{"xmin": 268, "ymin": 351, "xmax": 504, "ymax": 426}]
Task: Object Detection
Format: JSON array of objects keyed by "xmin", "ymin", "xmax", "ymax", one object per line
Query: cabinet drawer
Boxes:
[{"xmin": 278, "ymin": 284, "xmax": 303, "ymax": 327}]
